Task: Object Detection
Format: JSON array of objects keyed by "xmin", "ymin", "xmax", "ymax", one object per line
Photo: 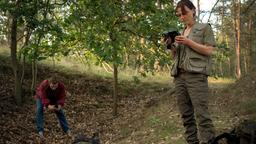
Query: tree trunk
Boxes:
[
  {"xmin": 52, "ymin": 57, "xmax": 56, "ymax": 68},
  {"xmin": 219, "ymin": 61, "xmax": 223, "ymax": 76},
  {"xmin": 112, "ymin": 63, "xmax": 118, "ymax": 116},
  {"xmin": 234, "ymin": 0, "xmax": 241, "ymax": 79},
  {"xmin": 123, "ymin": 50, "xmax": 129, "ymax": 69},
  {"xmin": 31, "ymin": 60, "xmax": 37, "ymax": 96},
  {"xmin": 135, "ymin": 53, "xmax": 144, "ymax": 74},
  {"xmin": 110, "ymin": 31, "xmax": 118, "ymax": 116},
  {"xmin": 243, "ymin": 55, "xmax": 247, "ymax": 74},
  {"xmin": 221, "ymin": 0, "xmax": 225, "ymax": 42},
  {"xmin": 197, "ymin": 0, "xmax": 200, "ymax": 22},
  {"xmin": 228, "ymin": 58, "xmax": 232, "ymax": 77},
  {"xmin": 247, "ymin": 15, "xmax": 252, "ymax": 69},
  {"xmin": 21, "ymin": 29, "xmax": 31, "ymax": 92},
  {"xmin": 10, "ymin": 13, "xmax": 22, "ymax": 105}
]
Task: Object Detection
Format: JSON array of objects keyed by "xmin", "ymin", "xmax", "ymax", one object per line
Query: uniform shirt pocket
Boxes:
[{"xmin": 190, "ymin": 28, "xmax": 204, "ymax": 44}]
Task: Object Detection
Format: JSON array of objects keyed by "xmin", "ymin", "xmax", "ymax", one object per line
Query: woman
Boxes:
[{"xmin": 166, "ymin": 0, "xmax": 216, "ymax": 144}]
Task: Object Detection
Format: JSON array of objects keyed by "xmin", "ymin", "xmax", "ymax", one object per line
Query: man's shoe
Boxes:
[
  {"xmin": 38, "ymin": 131, "xmax": 44, "ymax": 138},
  {"xmin": 66, "ymin": 130, "xmax": 72, "ymax": 137}
]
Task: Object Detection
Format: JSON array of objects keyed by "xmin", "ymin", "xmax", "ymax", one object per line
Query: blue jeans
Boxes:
[{"xmin": 36, "ymin": 98, "xmax": 70, "ymax": 133}]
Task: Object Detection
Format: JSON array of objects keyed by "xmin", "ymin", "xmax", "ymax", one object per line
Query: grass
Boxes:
[
  {"xmin": 0, "ymin": 45, "xmax": 9, "ymax": 53},
  {"xmin": 0, "ymin": 46, "xmax": 10, "ymax": 62},
  {"xmin": 135, "ymin": 94, "xmax": 187, "ymax": 144},
  {"xmin": 0, "ymin": 45, "xmax": 234, "ymax": 88},
  {"xmin": 145, "ymin": 115, "xmax": 185, "ymax": 143},
  {"xmin": 208, "ymin": 77, "xmax": 235, "ymax": 89},
  {"xmin": 34, "ymin": 56, "xmax": 236, "ymax": 90},
  {"xmin": 1, "ymin": 46, "xmax": 240, "ymax": 143},
  {"xmin": 147, "ymin": 116, "xmax": 181, "ymax": 139},
  {"xmin": 237, "ymin": 99, "xmax": 256, "ymax": 117},
  {"xmin": 39, "ymin": 55, "xmax": 172, "ymax": 86}
]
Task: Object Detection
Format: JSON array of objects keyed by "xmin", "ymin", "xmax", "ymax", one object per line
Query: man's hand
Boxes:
[
  {"xmin": 55, "ymin": 105, "xmax": 62, "ymax": 111},
  {"xmin": 48, "ymin": 105, "xmax": 56, "ymax": 111},
  {"xmin": 43, "ymin": 106, "xmax": 47, "ymax": 111},
  {"xmin": 46, "ymin": 105, "xmax": 62, "ymax": 112},
  {"xmin": 66, "ymin": 91, "xmax": 71, "ymax": 97}
]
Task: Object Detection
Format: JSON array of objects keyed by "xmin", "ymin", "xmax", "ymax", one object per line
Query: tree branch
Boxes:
[
  {"xmin": 243, "ymin": 0, "xmax": 256, "ymax": 14},
  {"xmin": 102, "ymin": 62, "xmax": 113, "ymax": 73},
  {"xmin": 207, "ymin": 0, "xmax": 221, "ymax": 23}
]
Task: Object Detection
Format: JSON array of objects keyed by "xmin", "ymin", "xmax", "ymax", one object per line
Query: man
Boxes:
[{"xmin": 35, "ymin": 74, "xmax": 71, "ymax": 138}]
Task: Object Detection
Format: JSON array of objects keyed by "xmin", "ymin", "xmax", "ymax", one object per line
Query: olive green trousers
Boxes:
[{"xmin": 174, "ymin": 72, "xmax": 215, "ymax": 144}]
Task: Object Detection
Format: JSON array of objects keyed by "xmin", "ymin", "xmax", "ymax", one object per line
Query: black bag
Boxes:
[
  {"xmin": 72, "ymin": 132, "xmax": 100, "ymax": 144},
  {"xmin": 211, "ymin": 120, "xmax": 256, "ymax": 144}
]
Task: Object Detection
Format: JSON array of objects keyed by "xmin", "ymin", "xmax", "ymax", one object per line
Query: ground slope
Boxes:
[{"xmin": 0, "ymin": 56, "xmax": 255, "ymax": 144}]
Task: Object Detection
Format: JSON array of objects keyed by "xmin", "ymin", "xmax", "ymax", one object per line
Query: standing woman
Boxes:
[{"xmin": 166, "ymin": 0, "xmax": 216, "ymax": 144}]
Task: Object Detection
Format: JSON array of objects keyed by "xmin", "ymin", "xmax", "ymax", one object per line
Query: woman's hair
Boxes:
[{"xmin": 175, "ymin": 0, "xmax": 196, "ymax": 17}]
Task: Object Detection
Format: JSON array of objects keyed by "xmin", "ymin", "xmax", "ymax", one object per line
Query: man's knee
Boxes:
[{"xmin": 36, "ymin": 105, "xmax": 44, "ymax": 113}]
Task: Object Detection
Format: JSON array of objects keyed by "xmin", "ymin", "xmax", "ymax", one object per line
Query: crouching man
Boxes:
[{"xmin": 35, "ymin": 74, "xmax": 71, "ymax": 138}]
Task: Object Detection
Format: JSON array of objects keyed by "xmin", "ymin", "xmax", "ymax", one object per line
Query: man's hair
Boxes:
[
  {"xmin": 48, "ymin": 73, "xmax": 59, "ymax": 84},
  {"xmin": 175, "ymin": 0, "xmax": 196, "ymax": 17}
]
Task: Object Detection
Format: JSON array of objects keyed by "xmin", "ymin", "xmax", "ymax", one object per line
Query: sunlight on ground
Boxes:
[
  {"xmin": 0, "ymin": 45, "xmax": 9, "ymax": 55},
  {"xmin": 48, "ymin": 56, "xmax": 235, "ymax": 88},
  {"xmin": 208, "ymin": 77, "xmax": 235, "ymax": 88},
  {"xmin": 42, "ymin": 56, "xmax": 172, "ymax": 85},
  {"xmin": 208, "ymin": 77, "xmax": 235, "ymax": 84}
]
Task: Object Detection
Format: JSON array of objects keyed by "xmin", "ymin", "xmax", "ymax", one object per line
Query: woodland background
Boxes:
[{"xmin": 0, "ymin": 0, "xmax": 255, "ymax": 144}]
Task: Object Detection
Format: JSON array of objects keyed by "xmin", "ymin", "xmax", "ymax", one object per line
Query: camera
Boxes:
[{"xmin": 162, "ymin": 30, "xmax": 180, "ymax": 49}]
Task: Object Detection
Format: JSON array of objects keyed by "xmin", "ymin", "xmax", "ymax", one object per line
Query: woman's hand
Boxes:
[{"xmin": 175, "ymin": 35, "xmax": 214, "ymax": 56}]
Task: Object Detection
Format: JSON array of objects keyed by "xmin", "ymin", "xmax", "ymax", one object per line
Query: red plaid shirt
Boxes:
[{"xmin": 35, "ymin": 80, "xmax": 66, "ymax": 107}]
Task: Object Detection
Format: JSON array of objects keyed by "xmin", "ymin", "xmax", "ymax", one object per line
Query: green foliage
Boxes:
[
  {"xmin": 149, "ymin": 116, "xmax": 162, "ymax": 125},
  {"xmin": 0, "ymin": 0, "xmax": 72, "ymax": 63},
  {"xmin": 212, "ymin": 41, "xmax": 233, "ymax": 77},
  {"xmin": 1, "ymin": 0, "xmax": 255, "ymax": 79},
  {"xmin": 1, "ymin": 0, "xmax": 179, "ymax": 74},
  {"xmin": 63, "ymin": 0, "xmax": 178, "ymax": 73}
]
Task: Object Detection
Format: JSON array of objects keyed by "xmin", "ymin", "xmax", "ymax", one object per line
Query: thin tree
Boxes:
[
  {"xmin": 197, "ymin": 0, "xmax": 200, "ymax": 22},
  {"xmin": 10, "ymin": 0, "xmax": 23, "ymax": 105},
  {"xmin": 234, "ymin": 0, "xmax": 241, "ymax": 79}
]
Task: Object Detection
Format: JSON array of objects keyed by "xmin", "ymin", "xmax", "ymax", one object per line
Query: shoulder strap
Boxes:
[
  {"xmin": 210, "ymin": 132, "xmax": 239, "ymax": 144},
  {"xmin": 250, "ymin": 130, "xmax": 255, "ymax": 144}
]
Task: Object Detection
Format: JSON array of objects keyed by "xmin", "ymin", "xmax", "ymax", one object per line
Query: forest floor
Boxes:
[{"xmin": 0, "ymin": 54, "xmax": 256, "ymax": 144}]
